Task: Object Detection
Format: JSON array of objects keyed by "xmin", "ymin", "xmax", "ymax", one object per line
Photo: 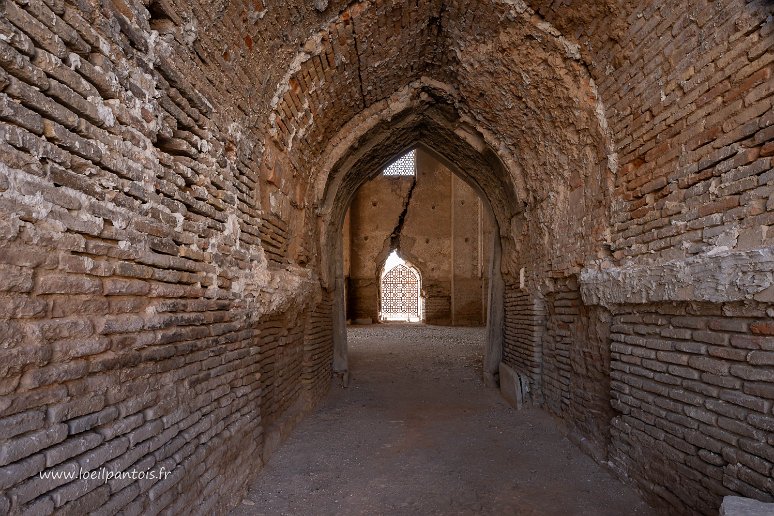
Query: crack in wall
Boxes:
[
  {"xmin": 389, "ymin": 177, "xmax": 418, "ymax": 252},
  {"xmin": 349, "ymin": 12, "xmax": 368, "ymax": 108}
]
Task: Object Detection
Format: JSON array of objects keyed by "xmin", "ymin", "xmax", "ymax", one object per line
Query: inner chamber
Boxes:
[{"xmin": 343, "ymin": 148, "xmax": 493, "ymax": 327}]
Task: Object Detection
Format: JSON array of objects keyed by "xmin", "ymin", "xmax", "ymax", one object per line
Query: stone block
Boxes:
[
  {"xmin": 499, "ymin": 362, "xmax": 529, "ymax": 409},
  {"xmin": 37, "ymin": 273, "xmax": 101, "ymax": 295},
  {"xmin": 0, "ymin": 453, "xmax": 45, "ymax": 491},
  {"xmin": 720, "ymin": 496, "xmax": 774, "ymax": 516}
]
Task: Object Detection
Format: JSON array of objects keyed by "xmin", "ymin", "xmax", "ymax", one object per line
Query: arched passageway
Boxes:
[
  {"xmin": 345, "ymin": 147, "xmax": 494, "ymax": 327},
  {"xmin": 2, "ymin": 0, "xmax": 771, "ymax": 513},
  {"xmin": 315, "ymin": 99, "xmax": 516, "ymax": 387}
]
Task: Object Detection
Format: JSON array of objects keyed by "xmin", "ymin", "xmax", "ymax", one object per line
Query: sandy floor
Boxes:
[{"xmin": 232, "ymin": 324, "xmax": 658, "ymax": 516}]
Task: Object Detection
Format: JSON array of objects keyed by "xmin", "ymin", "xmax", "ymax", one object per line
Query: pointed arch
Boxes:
[
  {"xmin": 379, "ymin": 251, "xmax": 424, "ymax": 322},
  {"xmin": 315, "ymin": 95, "xmax": 512, "ymax": 386}
]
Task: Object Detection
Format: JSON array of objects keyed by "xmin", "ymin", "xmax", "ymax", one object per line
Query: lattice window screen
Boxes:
[
  {"xmin": 383, "ymin": 150, "xmax": 416, "ymax": 176},
  {"xmin": 381, "ymin": 264, "xmax": 420, "ymax": 317}
]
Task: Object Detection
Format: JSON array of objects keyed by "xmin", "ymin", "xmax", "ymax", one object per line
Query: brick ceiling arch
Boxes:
[
  {"xmin": 268, "ymin": 0, "xmax": 618, "ymax": 211},
  {"xmin": 313, "ymin": 100, "xmax": 509, "ymax": 280}
]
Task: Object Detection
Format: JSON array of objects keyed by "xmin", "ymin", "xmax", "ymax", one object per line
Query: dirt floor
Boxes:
[{"xmin": 232, "ymin": 325, "xmax": 659, "ymax": 516}]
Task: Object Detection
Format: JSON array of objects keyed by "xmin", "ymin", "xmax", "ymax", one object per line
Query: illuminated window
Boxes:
[
  {"xmin": 380, "ymin": 251, "xmax": 423, "ymax": 322},
  {"xmin": 383, "ymin": 150, "xmax": 416, "ymax": 176}
]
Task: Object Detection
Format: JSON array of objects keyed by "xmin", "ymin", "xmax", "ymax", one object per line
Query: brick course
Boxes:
[{"xmin": 609, "ymin": 303, "xmax": 774, "ymax": 512}]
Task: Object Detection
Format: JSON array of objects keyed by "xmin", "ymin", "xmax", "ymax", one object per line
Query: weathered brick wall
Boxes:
[
  {"xmin": 525, "ymin": 0, "xmax": 774, "ymax": 509},
  {"xmin": 1, "ymin": 0, "xmax": 772, "ymax": 513},
  {"xmin": 502, "ymin": 286, "xmax": 544, "ymax": 401},
  {"xmin": 542, "ymin": 283, "xmax": 579, "ymax": 419},
  {"xmin": 570, "ymin": 0, "xmax": 773, "ymax": 510},
  {"xmin": 423, "ymin": 282, "xmax": 451, "ymax": 326},
  {"xmin": 347, "ymin": 279, "xmax": 379, "ymax": 322},
  {"xmin": 502, "ymin": 277, "xmax": 613, "ymax": 458},
  {"xmin": 0, "ymin": 0, "xmax": 330, "ymax": 513},
  {"xmin": 347, "ymin": 174, "xmax": 413, "ymax": 322},
  {"xmin": 603, "ymin": 0, "xmax": 774, "ymax": 264},
  {"xmin": 609, "ymin": 303, "xmax": 774, "ymax": 513},
  {"xmin": 452, "ymin": 278, "xmax": 486, "ymax": 326},
  {"xmin": 541, "ymin": 277, "xmax": 614, "ymax": 459},
  {"xmin": 303, "ymin": 294, "xmax": 334, "ymax": 405},
  {"xmin": 259, "ymin": 314, "xmax": 307, "ymax": 429}
]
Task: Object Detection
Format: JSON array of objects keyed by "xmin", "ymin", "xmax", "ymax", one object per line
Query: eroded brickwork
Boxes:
[
  {"xmin": 609, "ymin": 303, "xmax": 774, "ymax": 513},
  {"xmin": 567, "ymin": 0, "xmax": 774, "ymax": 510},
  {"xmin": 0, "ymin": 0, "xmax": 327, "ymax": 513},
  {"xmin": 302, "ymin": 294, "xmax": 334, "ymax": 403},
  {"xmin": 539, "ymin": 277, "xmax": 614, "ymax": 460},
  {"xmin": 502, "ymin": 286, "xmax": 544, "ymax": 401},
  {"xmin": 0, "ymin": 0, "xmax": 772, "ymax": 514},
  {"xmin": 604, "ymin": 0, "xmax": 774, "ymax": 264}
]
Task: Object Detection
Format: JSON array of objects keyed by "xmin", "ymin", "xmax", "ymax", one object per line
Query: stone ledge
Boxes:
[
  {"xmin": 580, "ymin": 249, "xmax": 774, "ymax": 307},
  {"xmin": 720, "ymin": 496, "xmax": 774, "ymax": 516}
]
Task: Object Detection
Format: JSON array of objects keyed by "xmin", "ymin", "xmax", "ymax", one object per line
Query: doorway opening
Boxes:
[
  {"xmin": 323, "ymin": 135, "xmax": 512, "ymax": 386},
  {"xmin": 342, "ymin": 148, "xmax": 493, "ymax": 328},
  {"xmin": 379, "ymin": 251, "xmax": 423, "ymax": 322}
]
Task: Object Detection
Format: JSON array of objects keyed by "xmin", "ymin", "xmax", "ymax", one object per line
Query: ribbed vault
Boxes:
[
  {"xmin": 257, "ymin": 0, "xmax": 623, "ymax": 382},
  {"xmin": 317, "ymin": 89, "xmax": 514, "ymax": 261},
  {"xmin": 1, "ymin": 0, "xmax": 771, "ymax": 513}
]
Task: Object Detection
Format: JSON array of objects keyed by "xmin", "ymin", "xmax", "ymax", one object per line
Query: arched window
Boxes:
[{"xmin": 380, "ymin": 251, "xmax": 423, "ymax": 322}]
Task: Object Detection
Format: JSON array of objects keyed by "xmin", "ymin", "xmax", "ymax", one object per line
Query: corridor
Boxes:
[{"xmin": 233, "ymin": 325, "xmax": 656, "ymax": 515}]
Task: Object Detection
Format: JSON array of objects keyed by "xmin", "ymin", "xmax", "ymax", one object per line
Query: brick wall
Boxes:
[
  {"xmin": 608, "ymin": 303, "xmax": 774, "ymax": 512},
  {"xmin": 347, "ymin": 278, "xmax": 379, "ymax": 322},
  {"xmin": 303, "ymin": 294, "xmax": 334, "ymax": 405},
  {"xmin": 542, "ymin": 278, "xmax": 614, "ymax": 458},
  {"xmin": 582, "ymin": 0, "xmax": 774, "ymax": 264},
  {"xmin": 580, "ymin": 0, "xmax": 774, "ymax": 509},
  {"xmin": 502, "ymin": 277, "xmax": 614, "ymax": 458},
  {"xmin": 1, "ymin": 0, "xmax": 772, "ymax": 513},
  {"xmin": 502, "ymin": 286, "xmax": 544, "ymax": 402},
  {"xmin": 517, "ymin": 0, "xmax": 774, "ymax": 509},
  {"xmin": 0, "ymin": 0, "xmax": 330, "ymax": 513},
  {"xmin": 424, "ymin": 282, "xmax": 451, "ymax": 326},
  {"xmin": 346, "ymin": 150, "xmax": 491, "ymax": 326},
  {"xmin": 452, "ymin": 278, "xmax": 486, "ymax": 326},
  {"xmin": 259, "ymin": 314, "xmax": 304, "ymax": 429}
]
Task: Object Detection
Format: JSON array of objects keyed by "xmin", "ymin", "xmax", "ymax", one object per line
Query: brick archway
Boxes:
[{"xmin": 315, "ymin": 101, "xmax": 513, "ymax": 387}]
